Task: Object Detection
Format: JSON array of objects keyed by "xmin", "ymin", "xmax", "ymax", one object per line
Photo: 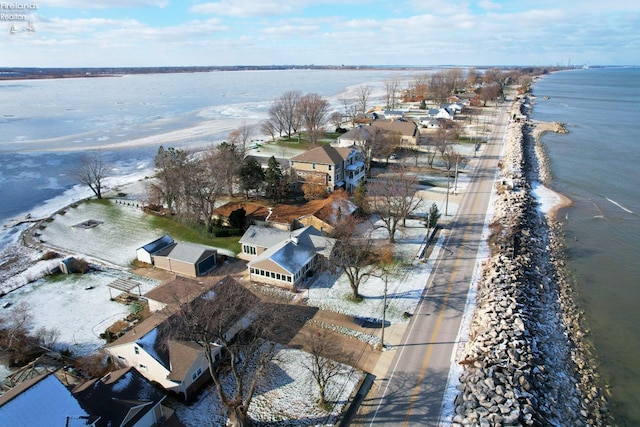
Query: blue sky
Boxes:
[{"xmin": 1, "ymin": 0, "xmax": 638, "ymax": 67}]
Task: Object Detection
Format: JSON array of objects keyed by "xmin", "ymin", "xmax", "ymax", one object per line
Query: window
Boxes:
[
  {"xmin": 312, "ymin": 163, "xmax": 316, "ymax": 169},
  {"xmin": 139, "ymin": 364, "xmax": 147, "ymax": 371},
  {"xmin": 328, "ymin": 165, "xmax": 332, "ymax": 170},
  {"xmin": 134, "ymin": 347, "xmax": 139, "ymax": 355},
  {"xmin": 117, "ymin": 355, "xmax": 126, "ymax": 362}
]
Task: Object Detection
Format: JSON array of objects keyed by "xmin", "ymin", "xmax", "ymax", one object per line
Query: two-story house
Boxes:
[
  {"xmin": 105, "ymin": 276, "xmax": 257, "ymax": 400},
  {"xmin": 290, "ymin": 145, "xmax": 365, "ymax": 193}
]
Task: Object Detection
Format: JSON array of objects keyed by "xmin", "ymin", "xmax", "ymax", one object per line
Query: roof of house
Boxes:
[
  {"xmin": 212, "ymin": 202, "xmax": 270, "ymax": 220},
  {"xmin": 290, "ymin": 145, "xmax": 354, "ymax": 165},
  {"xmin": 138, "ymin": 235, "xmax": 174, "ymax": 254},
  {"xmin": 337, "ymin": 126, "xmax": 371, "ymax": 143},
  {"xmin": 239, "ymin": 224, "xmax": 308, "ymax": 248},
  {"xmin": 143, "ymin": 276, "xmax": 212, "ymax": 310},
  {"xmin": 371, "ymin": 119, "xmax": 418, "ymax": 137},
  {"xmin": 154, "ymin": 242, "xmax": 216, "ymax": 265},
  {"xmin": 73, "ymin": 367, "xmax": 165, "ymax": 427},
  {"xmin": 107, "ymin": 276, "xmax": 258, "ymax": 382},
  {"xmin": 234, "ymin": 191, "xmax": 355, "ymax": 230},
  {"xmin": 248, "ymin": 226, "xmax": 335, "ymax": 275},
  {"xmin": 0, "ymin": 373, "xmax": 96, "ymax": 427}
]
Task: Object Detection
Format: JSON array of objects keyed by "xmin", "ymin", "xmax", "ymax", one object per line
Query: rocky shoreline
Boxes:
[{"xmin": 452, "ymin": 96, "xmax": 612, "ymax": 426}]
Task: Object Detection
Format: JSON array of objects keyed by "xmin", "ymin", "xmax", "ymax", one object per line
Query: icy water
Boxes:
[
  {"xmin": 0, "ymin": 68, "xmax": 422, "ymax": 248},
  {"xmin": 532, "ymin": 67, "xmax": 640, "ymax": 426}
]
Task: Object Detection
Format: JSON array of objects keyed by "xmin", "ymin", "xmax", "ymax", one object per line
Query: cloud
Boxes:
[
  {"xmin": 189, "ymin": 0, "xmax": 298, "ymax": 18},
  {"xmin": 41, "ymin": 0, "xmax": 169, "ymax": 8}
]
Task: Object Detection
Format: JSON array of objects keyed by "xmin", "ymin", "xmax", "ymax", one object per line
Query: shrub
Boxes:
[{"xmin": 41, "ymin": 251, "xmax": 61, "ymax": 260}]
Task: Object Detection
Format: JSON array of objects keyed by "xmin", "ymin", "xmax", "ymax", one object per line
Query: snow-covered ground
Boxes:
[
  {"xmin": 175, "ymin": 346, "xmax": 362, "ymax": 426},
  {"xmin": 2, "ymin": 270, "xmax": 159, "ymax": 356}
]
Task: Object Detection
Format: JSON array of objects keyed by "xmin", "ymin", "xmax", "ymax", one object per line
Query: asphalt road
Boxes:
[{"xmin": 359, "ymin": 107, "xmax": 510, "ymax": 426}]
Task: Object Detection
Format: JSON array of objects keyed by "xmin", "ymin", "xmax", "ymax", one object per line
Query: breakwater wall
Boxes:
[{"xmin": 452, "ymin": 98, "xmax": 611, "ymax": 426}]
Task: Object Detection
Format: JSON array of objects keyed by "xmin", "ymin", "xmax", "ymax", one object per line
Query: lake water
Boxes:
[
  {"xmin": 531, "ymin": 67, "xmax": 640, "ymax": 426},
  {"xmin": 1, "ymin": 67, "xmax": 637, "ymax": 424},
  {"xmin": 0, "ymin": 69, "xmax": 423, "ymax": 248}
]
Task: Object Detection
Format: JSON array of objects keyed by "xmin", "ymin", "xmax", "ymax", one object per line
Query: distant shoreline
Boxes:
[{"xmin": 0, "ymin": 65, "xmax": 431, "ymax": 81}]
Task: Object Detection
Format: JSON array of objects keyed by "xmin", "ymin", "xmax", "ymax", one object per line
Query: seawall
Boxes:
[{"xmin": 451, "ymin": 96, "xmax": 612, "ymax": 426}]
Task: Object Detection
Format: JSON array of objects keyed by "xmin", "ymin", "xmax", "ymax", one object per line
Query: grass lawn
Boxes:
[{"xmin": 39, "ymin": 199, "xmax": 241, "ymax": 267}]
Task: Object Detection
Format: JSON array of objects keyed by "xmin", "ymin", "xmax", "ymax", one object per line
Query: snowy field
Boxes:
[
  {"xmin": 175, "ymin": 346, "xmax": 362, "ymax": 426},
  {"xmin": 2, "ymin": 270, "xmax": 159, "ymax": 356},
  {"xmin": 37, "ymin": 200, "xmax": 168, "ymax": 267}
]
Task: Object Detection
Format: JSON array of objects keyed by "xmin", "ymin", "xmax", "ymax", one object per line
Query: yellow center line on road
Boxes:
[{"xmin": 402, "ymin": 179, "xmax": 486, "ymax": 426}]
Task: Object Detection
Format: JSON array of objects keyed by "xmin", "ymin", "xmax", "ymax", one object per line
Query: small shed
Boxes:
[
  {"xmin": 136, "ymin": 235, "xmax": 175, "ymax": 265},
  {"xmin": 152, "ymin": 242, "xmax": 217, "ymax": 277}
]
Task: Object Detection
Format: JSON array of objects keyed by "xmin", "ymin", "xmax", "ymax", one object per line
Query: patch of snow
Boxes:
[
  {"xmin": 531, "ymin": 180, "xmax": 562, "ymax": 214},
  {"xmin": 174, "ymin": 346, "xmax": 362, "ymax": 426},
  {"xmin": 1, "ymin": 270, "xmax": 157, "ymax": 357},
  {"xmin": 308, "ymin": 218, "xmax": 445, "ymax": 326}
]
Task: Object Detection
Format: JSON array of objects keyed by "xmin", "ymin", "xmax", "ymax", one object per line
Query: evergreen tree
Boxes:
[
  {"xmin": 239, "ymin": 157, "xmax": 265, "ymax": 199},
  {"xmin": 264, "ymin": 156, "xmax": 286, "ymax": 201}
]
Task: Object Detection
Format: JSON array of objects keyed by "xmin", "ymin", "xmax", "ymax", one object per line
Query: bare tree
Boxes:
[
  {"xmin": 167, "ymin": 276, "xmax": 280, "ymax": 427},
  {"xmin": 260, "ymin": 118, "xmax": 278, "ymax": 142},
  {"xmin": 71, "ymin": 153, "xmax": 111, "ymax": 199},
  {"xmin": 151, "ymin": 146, "xmax": 190, "ymax": 213},
  {"xmin": 228, "ymin": 122, "xmax": 254, "ymax": 154},
  {"xmin": 184, "ymin": 150, "xmax": 225, "ymax": 233},
  {"xmin": 269, "ymin": 90, "xmax": 301, "ymax": 138},
  {"xmin": 368, "ymin": 162, "xmax": 423, "ymax": 241},
  {"xmin": 384, "ymin": 78, "xmax": 401, "ymax": 109},
  {"xmin": 340, "ymin": 98, "xmax": 359, "ymax": 127},
  {"xmin": 297, "ymin": 93, "xmax": 330, "ymax": 145},
  {"xmin": 327, "ymin": 216, "xmax": 378, "ymax": 299},
  {"xmin": 406, "ymin": 73, "xmax": 429, "ymax": 102},
  {"xmin": 355, "ymin": 85, "xmax": 372, "ymax": 115},
  {"xmin": 466, "ymin": 67, "xmax": 480, "ymax": 87},
  {"xmin": 300, "ymin": 330, "xmax": 354, "ymax": 408},
  {"xmin": 329, "ymin": 111, "xmax": 343, "ymax": 132}
]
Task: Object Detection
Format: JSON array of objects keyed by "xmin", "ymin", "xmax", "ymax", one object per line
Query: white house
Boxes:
[
  {"xmin": 239, "ymin": 225, "xmax": 335, "ymax": 290},
  {"xmin": 105, "ymin": 276, "xmax": 256, "ymax": 400}
]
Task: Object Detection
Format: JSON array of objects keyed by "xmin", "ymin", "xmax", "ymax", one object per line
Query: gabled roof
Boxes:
[
  {"xmin": 290, "ymin": 145, "xmax": 353, "ymax": 165},
  {"xmin": 138, "ymin": 235, "xmax": 174, "ymax": 254},
  {"xmin": 248, "ymin": 226, "xmax": 335, "ymax": 275},
  {"xmin": 143, "ymin": 276, "xmax": 210, "ymax": 310},
  {"xmin": 371, "ymin": 119, "xmax": 418, "ymax": 137},
  {"xmin": 239, "ymin": 225, "xmax": 298, "ymax": 248},
  {"xmin": 154, "ymin": 242, "xmax": 216, "ymax": 264},
  {"xmin": 73, "ymin": 368, "xmax": 165, "ymax": 427},
  {"xmin": 107, "ymin": 276, "xmax": 258, "ymax": 383},
  {"xmin": 212, "ymin": 202, "xmax": 270, "ymax": 220},
  {"xmin": 0, "ymin": 373, "xmax": 96, "ymax": 427},
  {"xmin": 337, "ymin": 126, "xmax": 371, "ymax": 143}
]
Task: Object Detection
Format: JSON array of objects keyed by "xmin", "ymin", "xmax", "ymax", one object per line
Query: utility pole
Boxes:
[{"xmin": 381, "ymin": 273, "xmax": 388, "ymax": 349}]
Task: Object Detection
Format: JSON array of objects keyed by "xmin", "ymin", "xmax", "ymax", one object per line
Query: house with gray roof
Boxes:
[{"xmin": 239, "ymin": 225, "xmax": 335, "ymax": 290}]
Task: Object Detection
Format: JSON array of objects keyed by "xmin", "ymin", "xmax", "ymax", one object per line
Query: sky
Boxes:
[{"xmin": 1, "ymin": 0, "xmax": 638, "ymax": 67}]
